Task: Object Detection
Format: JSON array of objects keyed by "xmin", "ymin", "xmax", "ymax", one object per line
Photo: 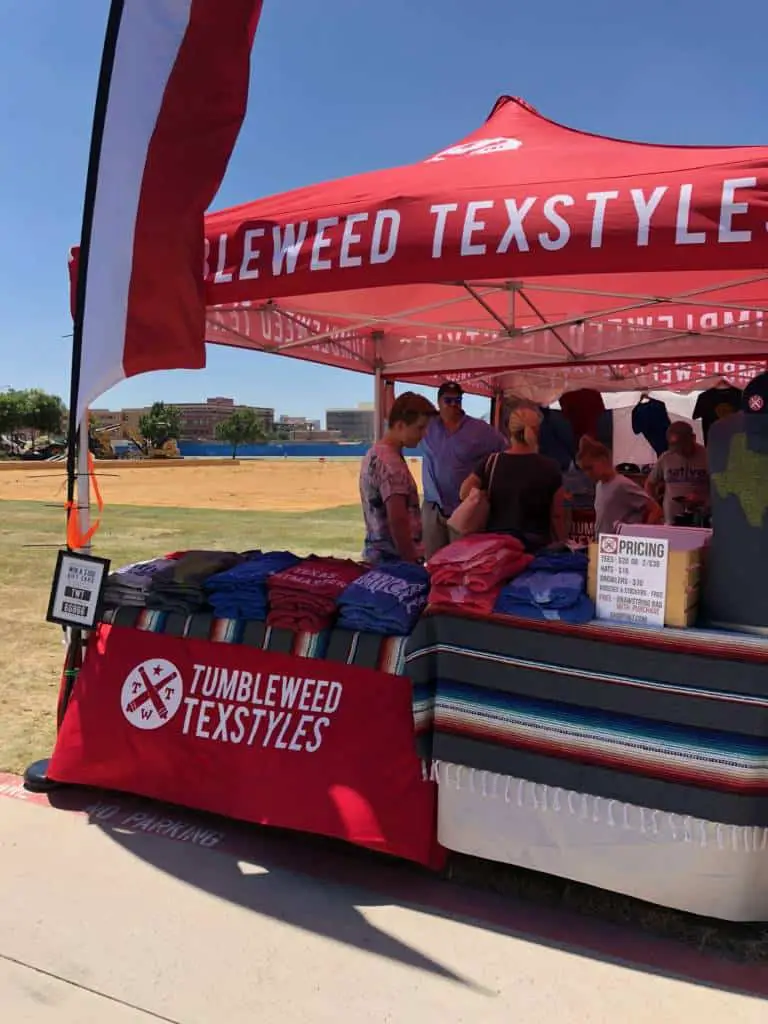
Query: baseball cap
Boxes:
[
  {"xmin": 667, "ymin": 420, "xmax": 694, "ymax": 443},
  {"xmin": 437, "ymin": 381, "xmax": 464, "ymax": 400}
]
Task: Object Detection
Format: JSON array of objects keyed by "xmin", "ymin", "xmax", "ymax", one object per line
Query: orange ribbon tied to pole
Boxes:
[{"xmin": 65, "ymin": 452, "xmax": 104, "ymax": 551}]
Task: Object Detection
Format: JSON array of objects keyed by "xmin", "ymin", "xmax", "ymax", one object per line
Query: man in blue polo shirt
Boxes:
[{"xmin": 420, "ymin": 381, "xmax": 506, "ymax": 558}]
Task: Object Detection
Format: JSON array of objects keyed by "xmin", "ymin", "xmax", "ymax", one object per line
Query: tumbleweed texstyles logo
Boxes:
[
  {"xmin": 748, "ymin": 394, "xmax": 764, "ymax": 412},
  {"xmin": 427, "ymin": 137, "xmax": 523, "ymax": 162},
  {"xmin": 599, "ymin": 535, "xmax": 619, "ymax": 555},
  {"xmin": 121, "ymin": 659, "xmax": 184, "ymax": 730}
]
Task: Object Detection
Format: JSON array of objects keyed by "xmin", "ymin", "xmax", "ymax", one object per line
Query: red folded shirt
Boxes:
[
  {"xmin": 428, "ymin": 534, "xmax": 524, "ymax": 572},
  {"xmin": 427, "ymin": 583, "xmax": 504, "ymax": 617},
  {"xmin": 266, "ymin": 557, "xmax": 366, "ymax": 632},
  {"xmin": 269, "ymin": 592, "xmax": 337, "ymax": 612},
  {"xmin": 268, "ymin": 556, "xmax": 365, "ymax": 597},
  {"xmin": 431, "ymin": 551, "xmax": 532, "ymax": 590},
  {"xmin": 428, "ymin": 535, "xmax": 532, "ymax": 593}
]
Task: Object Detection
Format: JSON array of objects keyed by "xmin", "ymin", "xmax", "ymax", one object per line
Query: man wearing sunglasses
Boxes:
[{"xmin": 420, "ymin": 381, "xmax": 506, "ymax": 559}]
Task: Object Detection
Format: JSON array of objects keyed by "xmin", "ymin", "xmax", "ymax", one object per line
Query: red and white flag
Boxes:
[{"xmin": 70, "ymin": 0, "xmax": 263, "ymax": 422}]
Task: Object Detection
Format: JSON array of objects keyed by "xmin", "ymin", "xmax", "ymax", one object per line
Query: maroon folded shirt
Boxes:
[
  {"xmin": 267, "ymin": 556, "xmax": 366, "ymax": 632},
  {"xmin": 267, "ymin": 611, "xmax": 332, "ymax": 632}
]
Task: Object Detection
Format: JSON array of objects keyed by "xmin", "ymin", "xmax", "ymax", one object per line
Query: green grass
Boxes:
[{"xmin": 0, "ymin": 500, "xmax": 362, "ymax": 774}]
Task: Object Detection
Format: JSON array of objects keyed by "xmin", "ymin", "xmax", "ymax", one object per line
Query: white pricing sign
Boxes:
[{"xmin": 596, "ymin": 534, "xmax": 668, "ymax": 627}]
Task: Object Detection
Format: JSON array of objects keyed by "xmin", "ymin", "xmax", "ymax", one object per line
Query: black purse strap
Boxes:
[{"xmin": 485, "ymin": 452, "xmax": 501, "ymax": 498}]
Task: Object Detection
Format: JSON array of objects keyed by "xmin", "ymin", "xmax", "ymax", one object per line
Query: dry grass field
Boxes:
[{"xmin": 0, "ymin": 457, "xmax": 423, "ymax": 512}]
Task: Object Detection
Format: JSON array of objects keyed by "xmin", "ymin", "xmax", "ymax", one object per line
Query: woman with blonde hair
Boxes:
[{"xmin": 459, "ymin": 405, "xmax": 563, "ymax": 551}]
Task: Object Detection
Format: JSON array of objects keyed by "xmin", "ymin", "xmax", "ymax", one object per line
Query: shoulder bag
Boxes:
[{"xmin": 446, "ymin": 452, "xmax": 501, "ymax": 537}]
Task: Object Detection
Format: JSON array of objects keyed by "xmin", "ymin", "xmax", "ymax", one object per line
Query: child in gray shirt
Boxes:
[{"xmin": 577, "ymin": 438, "xmax": 662, "ymax": 536}]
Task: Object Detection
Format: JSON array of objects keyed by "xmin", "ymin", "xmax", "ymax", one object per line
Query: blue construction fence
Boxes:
[{"xmin": 177, "ymin": 441, "xmax": 422, "ymax": 459}]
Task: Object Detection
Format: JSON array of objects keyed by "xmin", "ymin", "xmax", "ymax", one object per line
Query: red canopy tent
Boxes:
[
  {"xmin": 69, "ymin": 94, "xmax": 768, "ymax": 408},
  {"xmin": 193, "ymin": 95, "xmax": 768, "ymax": 406}
]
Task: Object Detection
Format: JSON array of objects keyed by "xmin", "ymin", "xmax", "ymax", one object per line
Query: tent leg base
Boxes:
[{"xmin": 23, "ymin": 758, "xmax": 59, "ymax": 794}]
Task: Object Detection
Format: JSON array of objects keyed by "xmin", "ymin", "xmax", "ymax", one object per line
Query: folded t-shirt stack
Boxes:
[
  {"xmin": 337, "ymin": 561, "xmax": 430, "ymax": 635},
  {"xmin": 494, "ymin": 548, "xmax": 595, "ymax": 624},
  {"xmin": 204, "ymin": 550, "xmax": 301, "ymax": 620},
  {"xmin": 427, "ymin": 534, "xmax": 533, "ymax": 616},
  {"xmin": 102, "ymin": 556, "xmax": 178, "ymax": 608},
  {"xmin": 145, "ymin": 550, "xmax": 242, "ymax": 615},
  {"xmin": 267, "ymin": 556, "xmax": 367, "ymax": 632}
]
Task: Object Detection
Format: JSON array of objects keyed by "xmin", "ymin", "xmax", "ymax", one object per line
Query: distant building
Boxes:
[
  {"xmin": 91, "ymin": 398, "xmax": 275, "ymax": 442},
  {"xmin": 290, "ymin": 429, "xmax": 342, "ymax": 442},
  {"xmin": 278, "ymin": 415, "xmax": 322, "ymax": 432},
  {"xmin": 326, "ymin": 403, "xmax": 375, "ymax": 442},
  {"xmin": 275, "ymin": 415, "xmax": 324, "ymax": 440},
  {"xmin": 89, "ymin": 408, "xmax": 123, "ymax": 432}
]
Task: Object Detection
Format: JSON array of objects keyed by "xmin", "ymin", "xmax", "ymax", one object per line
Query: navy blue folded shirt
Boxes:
[
  {"xmin": 495, "ymin": 592, "xmax": 595, "ymax": 624},
  {"xmin": 495, "ymin": 547, "xmax": 593, "ymax": 624},
  {"xmin": 527, "ymin": 549, "xmax": 589, "ymax": 574},
  {"xmin": 206, "ymin": 550, "xmax": 301, "ymax": 619}
]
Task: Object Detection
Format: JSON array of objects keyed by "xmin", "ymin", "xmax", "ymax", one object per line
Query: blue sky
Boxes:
[{"xmin": 0, "ymin": 0, "xmax": 765, "ymax": 423}]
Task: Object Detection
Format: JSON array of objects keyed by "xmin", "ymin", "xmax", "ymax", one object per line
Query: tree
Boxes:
[
  {"xmin": 0, "ymin": 390, "xmax": 24, "ymax": 437},
  {"xmin": 138, "ymin": 401, "xmax": 182, "ymax": 450},
  {"xmin": 215, "ymin": 409, "xmax": 266, "ymax": 458},
  {"xmin": 0, "ymin": 389, "xmax": 64, "ymax": 450},
  {"xmin": 22, "ymin": 389, "xmax": 65, "ymax": 440}
]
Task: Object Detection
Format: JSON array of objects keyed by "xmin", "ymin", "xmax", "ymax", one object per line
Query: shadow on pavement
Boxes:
[{"xmin": 42, "ymin": 785, "xmax": 768, "ymax": 1003}]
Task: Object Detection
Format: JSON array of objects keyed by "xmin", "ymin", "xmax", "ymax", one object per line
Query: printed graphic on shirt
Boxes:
[
  {"xmin": 713, "ymin": 433, "xmax": 768, "ymax": 529},
  {"xmin": 659, "ymin": 463, "xmax": 709, "ymax": 486},
  {"xmin": 359, "ymin": 442, "xmax": 421, "ymax": 561}
]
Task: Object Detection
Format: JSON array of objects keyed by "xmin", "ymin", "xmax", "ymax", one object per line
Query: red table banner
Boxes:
[{"xmin": 50, "ymin": 625, "xmax": 442, "ymax": 868}]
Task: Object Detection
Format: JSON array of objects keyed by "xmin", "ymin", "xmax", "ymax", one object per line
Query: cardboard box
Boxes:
[{"xmin": 588, "ymin": 542, "xmax": 702, "ymax": 628}]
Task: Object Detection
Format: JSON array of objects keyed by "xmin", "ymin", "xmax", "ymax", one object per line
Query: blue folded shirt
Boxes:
[
  {"xmin": 502, "ymin": 569, "xmax": 587, "ymax": 610},
  {"xmin": 205, "ymin": 551, "xmax": 301, "ymax": 593},
  {"xmin": 528, "ymin": 550, "xmax": 589, "ymax": 574},
  {"xmin": 495, "ymin": 593, "xmax": 595, "ymax": 625},
  {"xmin": 337, "ymin": 561, "xmax": 429, "ymax": 636},
  {"xmin": 210, "ymin": 597, "xmax": 268, "ymax": 621}
]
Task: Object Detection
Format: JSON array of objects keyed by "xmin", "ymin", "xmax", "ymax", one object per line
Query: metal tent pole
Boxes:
[{"xmin": 372, "ymin": 330, "xmax": 385, "ymax": 442}]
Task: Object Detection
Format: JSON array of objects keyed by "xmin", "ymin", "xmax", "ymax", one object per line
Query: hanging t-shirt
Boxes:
[
  {"xmin": 646, "ymin": 445, "xmax": 709, "ymax": 523},
  {"xmin": 475, "ymin": 452, "xmax": 562, "ymax": 548},
  {"xmin": 594, "ymin": 475, "xmax": 649, "ymax": 536},
  {"xmin": 693, "ymin": 386, "xmax": 743, "ymax": 444},
  {"xmin": 559, "ymin": 389, "xmax": 606, "ymax": 444},
  {"xmin": 538, "ymin": 408, "xmax": 576, "ymax": 470},
  {"xmin": 631, "ymin": 398, "xmax": 671, "ymax": 456},
  {"xmin": 359, "ymin": 441, "xmax": 422, "ymax": 564}
]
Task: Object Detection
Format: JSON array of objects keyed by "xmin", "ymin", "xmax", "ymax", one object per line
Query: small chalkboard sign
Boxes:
[{"xmin": 46, "ymin": 550, "xmax": 110, "ymax": 629}]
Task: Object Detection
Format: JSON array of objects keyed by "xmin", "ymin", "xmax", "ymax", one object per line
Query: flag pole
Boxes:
[
  {"xmin": 65, "ymin": 0, "xmax": 124, "ymax": 515},
  {"xmin": 24, "ymin": 1, "xmax": 126, "ymax": 792}
]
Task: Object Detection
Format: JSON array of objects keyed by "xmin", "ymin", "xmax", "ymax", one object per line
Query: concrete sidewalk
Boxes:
[{"xmin": 1, "ymin": 788, "xmax": 767, "ymax": 1023}]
